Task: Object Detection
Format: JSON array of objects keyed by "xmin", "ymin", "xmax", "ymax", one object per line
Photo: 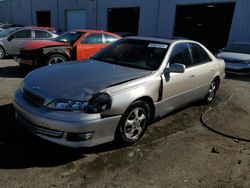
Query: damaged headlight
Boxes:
[{"xmin": 47, "ymin": 93, "xmax": 112, "ymax": 113}]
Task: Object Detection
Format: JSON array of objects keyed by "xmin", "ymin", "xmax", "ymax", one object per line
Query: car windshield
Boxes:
[
  {"xmin": 54, "ymin": 31, "xmax": 84, "ymax": 43},
  {"xmin": 92, "ymin": 39, "xmax": 169, "ymax": 71},
  {"xmin": 222, "ymin": 43, "xmax": 250, "ymax": 54},
  {"xmin": 0, "ymin": 28, "xmax": 18, "ymax": 37}
]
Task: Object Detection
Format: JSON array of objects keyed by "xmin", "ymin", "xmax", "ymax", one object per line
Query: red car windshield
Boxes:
[{"xmin": 54, "ymin": 31, "xmax": 84, "ymax": 43}]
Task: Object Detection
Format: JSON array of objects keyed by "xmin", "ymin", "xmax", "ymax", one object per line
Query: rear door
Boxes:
[
  {"xmin": 187, "ymin": 42, "xmax": 215, "ymax": 97},
  {"xmin": 9, "ymin": 29, "xmax": 32, "ymax": 55},
  {"xmin": 76, "ymin": 33, "xmax": 104, "ymax": 60}
]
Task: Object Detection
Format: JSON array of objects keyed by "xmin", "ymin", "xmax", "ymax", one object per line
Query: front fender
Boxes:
[{"xmin": 103, "ymin": 78, "xmax": 161, "ymax": 115}]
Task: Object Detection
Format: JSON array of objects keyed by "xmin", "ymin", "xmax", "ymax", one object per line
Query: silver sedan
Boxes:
[
  {"xmin": 0, "ymin": 27, "xmax": 57, "ymax": 59},
  {"xmin": 13, "ymin": 37, "xmax": 225, "ymax": 148}
]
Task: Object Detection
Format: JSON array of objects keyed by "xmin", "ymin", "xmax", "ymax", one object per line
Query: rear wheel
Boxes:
[
  {"xmin": 203, "ymin": 79, "xmax": 219, "ymax": 104},
  {"xmin": 0, "ymin": 47, "xmax": 5, "ymax": 59},
  {"xmin": 46, "ymin": 54, "xmax": 67, "ymax": 65},
  {"xmin": 115, "ymin": 100, "xmax": 151, "ymax": 145}
]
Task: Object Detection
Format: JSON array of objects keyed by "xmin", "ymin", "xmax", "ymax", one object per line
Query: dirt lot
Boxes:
[{"xmin": 0, "ymin": 59, "xmax": 250, "ymax": 188}]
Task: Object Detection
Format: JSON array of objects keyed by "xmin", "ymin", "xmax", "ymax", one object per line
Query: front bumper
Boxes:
[
  {"xmin": 13, "ymin": 89, "xmax": 121, "ymax": 148},
  {"xmin": 225, "ymin": 62, "xmax": 250, "ymax": 75},
  {"xmin": 15, "ymin": 57, "xmax": 34, "ymax": 66}
]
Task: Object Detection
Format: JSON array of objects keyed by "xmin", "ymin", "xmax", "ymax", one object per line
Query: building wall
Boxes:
[
  {"xmin": 96, "ymin": 0, "xmax": 160, "ymax": 37},
  {"xmin": 58, "ymin": 0, "xmax": 97, "ymax": 32},
  {"xmin": 0, "ymin": 0, "xmax": 249, "ymax": 43}
]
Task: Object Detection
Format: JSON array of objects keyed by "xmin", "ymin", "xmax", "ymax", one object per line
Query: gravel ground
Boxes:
[{"xmin": 0, "ymin": 59, "xmax": 250, "ymax": 188}]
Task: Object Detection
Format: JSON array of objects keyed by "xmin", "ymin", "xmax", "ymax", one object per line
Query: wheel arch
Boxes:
[
  {"xmin": 133, "ymin": 96, "xmax": 155, "ymax": 122},
  {"xmin": 0, "ymin": 45, "xmax": 6, "ymax": 57},
  {"xmin": 214, "ymin": 75, "xmax": 221, "ymax": 88},
  {"xmin": 45, "ymin": 51, "xmax": 70, "ymax": 61}
]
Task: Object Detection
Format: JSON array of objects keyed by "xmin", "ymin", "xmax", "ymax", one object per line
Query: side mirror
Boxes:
[
  {"xmin": 7, "ymin": 34, "xmax": 15, "ymax": 41},
  {"xmin": 164, "ymin": 63, "xmax": 186, "ymax": 73}
]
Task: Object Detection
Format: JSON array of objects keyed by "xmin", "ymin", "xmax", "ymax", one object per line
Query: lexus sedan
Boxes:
[
  {"xmin": 217, "ymin": 43, "xmax": 250, "ymax": 75},
  {"xmin": 13, "ymin": 37, "xmax": 225, "ymax": 148}
]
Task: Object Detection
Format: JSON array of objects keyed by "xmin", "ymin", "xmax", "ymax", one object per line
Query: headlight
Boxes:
[
  {"xmin": 47, "ymin": 93, "xmax": 112, "ymax": 113},
  {"xmin": 47, "ymin": 99, "xmax": 88, "ymax": 111}
]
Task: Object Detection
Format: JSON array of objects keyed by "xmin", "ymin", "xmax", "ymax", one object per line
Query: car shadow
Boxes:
[
  {"xmin": 0, "ymin": 103, "xmax": 85, "ymax": 169},
  {"xmin": 0, "ymin": 103, "xmax": 124, "ymax": 169},
  {"xmin": 0, "ymin": 65, "xmax": 27, "ymax": 78},
  {"xmin": 225, "ymin": 74, "xmax": 250, "ymax": 82}
]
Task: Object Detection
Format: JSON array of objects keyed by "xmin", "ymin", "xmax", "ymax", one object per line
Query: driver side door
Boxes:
[
  {"xmin": 8, "ymin": 29, "xmax": 33, "ymax": 55},
  {"xmin": 76, "ymin": 33, "xmax": 105, "ymax": 60}
]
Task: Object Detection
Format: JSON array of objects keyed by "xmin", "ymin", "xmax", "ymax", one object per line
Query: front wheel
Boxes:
[
  {"xmin": 46, "ymin": 54, "xmax": 67, "ymax": 65},
  {"xmin": 115, "ymin": 100, "xmax": 151, "ymax": 145}
]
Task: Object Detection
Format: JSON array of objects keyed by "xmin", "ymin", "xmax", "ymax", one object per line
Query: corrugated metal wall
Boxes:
[{"xmin": 0, "ymin": 0, "xmax": 249, "ymax": 43}]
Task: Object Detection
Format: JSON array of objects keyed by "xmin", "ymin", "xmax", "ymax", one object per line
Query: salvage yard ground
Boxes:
[{"xmin": 0, "ymin": 59, "xmax": 250, "ymax": 188}]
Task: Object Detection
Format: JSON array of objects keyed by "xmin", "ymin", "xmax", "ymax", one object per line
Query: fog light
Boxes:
[{"xmin": 67, "ymin": 132, "xmax": 94, "ymax": 142}]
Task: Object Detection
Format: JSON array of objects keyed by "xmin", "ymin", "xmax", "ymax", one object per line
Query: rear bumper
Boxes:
[
  {"xmin": 13, "ymin": 89, "xmax": 121, "ymax": 148},
  {"xmin": 225, "ymin": 62, "xmax": 250, "ymax": 75}
]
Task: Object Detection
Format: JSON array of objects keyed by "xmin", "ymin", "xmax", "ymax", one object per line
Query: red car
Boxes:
[{"xmin": 17, "ymin": 30, "xmax": 121, "ymax": 67}]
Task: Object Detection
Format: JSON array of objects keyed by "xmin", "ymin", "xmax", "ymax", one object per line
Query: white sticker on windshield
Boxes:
[{"xmin": 148, "ymin": 43, "xmax": 168, "ymax": 49}]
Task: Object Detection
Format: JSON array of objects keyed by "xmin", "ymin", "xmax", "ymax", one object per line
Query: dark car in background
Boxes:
[
  {"xmin": 0, "ymin": 23, "xmax": 24, "ymax": 30},
  {"xmin": 0, "ymin": 27, "xmax": 58, "ymax": 59},
  {"xmin": 217, "ymin": 43, "xmax": 250, "ymax": 75}
]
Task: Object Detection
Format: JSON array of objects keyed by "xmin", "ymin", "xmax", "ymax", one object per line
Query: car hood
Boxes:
[
  {"xmin": 20, "ymin": 40, "xmax": 66, "ymax": 50},
  {"xmin": 217, "ymin": 52, "xmax": 250, "ymax": 62},
  {"xmin": 23, "ymin": 59, "xmax": 152, "ymax": 102}
]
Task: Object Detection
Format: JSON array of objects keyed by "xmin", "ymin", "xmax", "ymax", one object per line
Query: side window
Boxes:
[
  {"xmin": 81, "ymin": 34, "xmax": 102, "ymax": 44},
  {"xmin": 35, "ymin": 30, "xmax": 52, "ymax": 38},
  {"xmin": 189, "ymin": 43, "xmax": 211, "ymax": 65},
  {"xmin": 14, "ymin": 30, "xmax": 32, "ymax": 38},
  {"xmin": 103, "ymin": 34, "xmax": 118, "ymax": 44},
  {"xmin": 169, "ymin": 43, "xmax": 192, "ymax": 67}
]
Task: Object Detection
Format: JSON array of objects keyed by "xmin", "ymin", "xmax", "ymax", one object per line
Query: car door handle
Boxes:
[
  {"xmin": 211, "ymin": 69, "xmax": 215, "ymax": 72},
  {"xmin": 190, "ymin": 74, "xmax": 195, "ymax": 78}
]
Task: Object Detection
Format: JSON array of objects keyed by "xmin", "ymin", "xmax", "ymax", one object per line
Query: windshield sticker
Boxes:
[{"xmin": 148, "ymin": 43, "xmax": 168, "ymax": 49}]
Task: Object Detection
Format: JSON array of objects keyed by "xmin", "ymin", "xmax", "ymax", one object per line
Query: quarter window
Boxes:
[
  {"xmin": 189, "ymin": 43, "xmax": 211, "ymax": 65},
  {"xmin": 35, "ymin": 30, "xmax": 52, "ymax": 38},
  {"xmin": 14, "ymin": 30, "xmax": 32, "ymax": 38},
  {"xmin": 169, "ymin": 43, "xmax": 192, "ymax": 67},
  {"xmin": 103, "ymin": 34, "xmax": 118, "ymax": 44},
  {"xmin": 82, "ymin": 34, "xmax": 103, "ymax": 44}
]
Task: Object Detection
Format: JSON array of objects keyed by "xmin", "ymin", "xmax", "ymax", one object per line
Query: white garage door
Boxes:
[{"xmin": 66, "ymin": 10, "xmax": 86, "ymax": 31}]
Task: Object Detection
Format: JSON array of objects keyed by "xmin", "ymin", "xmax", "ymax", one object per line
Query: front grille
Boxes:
[
  {"xmin": 23, "ymin": 88, "xmax": 45, "ymax": 106},
  {"xmin": 16, "ymin": 113, "xmax": 63, "ymax": 138}
]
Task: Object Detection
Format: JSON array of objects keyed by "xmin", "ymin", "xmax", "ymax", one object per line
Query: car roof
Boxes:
[
  {"xmin": 73, "ymin": 29, "xmax": 120, "ymax": 35},
  {"xmin": 124, "ymin": 36, "xmax": 194, "ymax": 44}
]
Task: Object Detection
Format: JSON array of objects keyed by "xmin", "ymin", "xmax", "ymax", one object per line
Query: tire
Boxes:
[
  {"xmin": 46, "ymin": 54, "xmax": 67, "ymax": 65},
  {"xmin": 0, "ymin": 46, "xmax": 5, "ymax": 59},
  {"xmin": 203, "ymin": 79, "xmax": 219, "ymax": 104},
  {"xmin": 115, "ymin": 100, "xmax": 151, "ymax": 145}
]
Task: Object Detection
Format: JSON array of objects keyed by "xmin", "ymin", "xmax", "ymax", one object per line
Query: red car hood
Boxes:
[{"xmin": 20, "ymin": 40, "xmax": 67, "ymax": 50}]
